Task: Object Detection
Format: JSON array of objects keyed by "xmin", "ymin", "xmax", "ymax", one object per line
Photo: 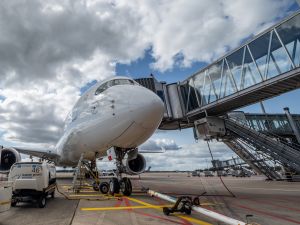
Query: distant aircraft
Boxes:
[{"xmin": 0, "ymin": 76, "xmax": 165, "ymax": 196}]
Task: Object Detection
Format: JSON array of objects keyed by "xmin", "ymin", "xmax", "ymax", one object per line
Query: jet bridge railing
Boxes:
[
  {"xmin": 180, "ymin": 10, "xmax": 300, "ymax": 117},
  {"xmin": 244, "ymin": 113, "xmax": 300, "ymax": 136}
]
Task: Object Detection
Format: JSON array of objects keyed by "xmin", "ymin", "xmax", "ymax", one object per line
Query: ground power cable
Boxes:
[{"xmin": 206, "ymin": 141, "xmax": 236, "ymax": 198}]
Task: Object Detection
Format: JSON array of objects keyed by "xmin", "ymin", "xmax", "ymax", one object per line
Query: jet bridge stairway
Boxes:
[
  {"xmin": 224, "ymin": 139, "xmax": 282, "ymax": 180},
  {"xmin": 224, "ymin": 119, "xmax": 300, "ymax": 177}
]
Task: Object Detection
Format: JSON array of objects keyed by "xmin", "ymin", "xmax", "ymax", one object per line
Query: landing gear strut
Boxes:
[{"xmin": 108, "ymin": 148, "xmax": 134, "ymax": 196}]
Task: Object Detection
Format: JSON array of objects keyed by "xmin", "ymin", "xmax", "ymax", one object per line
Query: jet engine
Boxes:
[
  {"xmin": 124, "ymin": 153, "xmax": 146, "ymax": 175},
  {"xmin": 0, "ymin": 148, "xmax": 21, "ymax": 173}
]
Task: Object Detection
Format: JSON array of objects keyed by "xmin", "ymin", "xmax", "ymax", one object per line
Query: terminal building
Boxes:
[{"xmin": 135, "ymin": 10, "xmax": 300, "ymax": 181}]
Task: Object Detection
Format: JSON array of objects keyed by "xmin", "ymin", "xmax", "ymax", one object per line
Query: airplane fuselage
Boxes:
[{"xmin": 54, "ymin": 77, "xmax": 165, "ymax": 166}]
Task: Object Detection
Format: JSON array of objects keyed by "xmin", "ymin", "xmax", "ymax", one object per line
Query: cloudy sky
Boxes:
[{"xmin": 0, "ymin": 0, "xmax": 299, "ymax": 171}]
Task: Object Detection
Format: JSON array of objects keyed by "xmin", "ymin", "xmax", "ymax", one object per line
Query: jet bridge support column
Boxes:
[{"xmin": 284, "ymin": 107, "xmax": 300, "ymax": 144}]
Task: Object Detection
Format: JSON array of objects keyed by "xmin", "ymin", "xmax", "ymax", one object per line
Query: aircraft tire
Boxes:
[
  {"xmin": 99, "ymin": 182, "xmax": 109, "ymax": 194},
  {"xmin": 37, "ymin": 195, "xmax": 47, "ymax": 208},
  {"xmin": 185, "ymin": 207, "xmax": 192, "ymax": 215},
  {"xmin": 120, "ymin": 177, "xmax": 132, "ymax": 196},
  {"xmin": 92, "ymin": 181, "xmax": 100, "ymax": 191},
  {"xmin": 109, "ymin": 177, "xmax": 120, "ymax": 195},
  {"xmin": 11, "ymin": 201, "xmax": 17, "ymax": 207},
  {"xmin": 163, "ymin": 207, "xmax": 170, "ymax": 216}
]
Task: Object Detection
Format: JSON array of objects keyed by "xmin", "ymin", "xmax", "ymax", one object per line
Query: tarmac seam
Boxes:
[
  {"xmin": 231, "ymin": 202, "xmax": 300, "ymax": 225},
  {"xmin": 239, "ymin": 197, "xmax": 300, "ymax": 212},
  {"xmin": 68, "ymin": 200, "xmax": 80, "ymax": 225}
]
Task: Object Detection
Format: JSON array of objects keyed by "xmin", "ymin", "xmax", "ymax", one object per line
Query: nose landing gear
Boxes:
[
  {"xmin": 106, "ymin": 148, "xmax": 134, "ymax": 196},
  {"xmin": 108, "ymin": 177, "xmax": 132, "ymax": 196},
  {"xmin": 108, "ymin": 177, "xmax": 120, "ymax": 195},
  {"xmin": 120, "ymin": 177, "xmax": 132, "ymax": 196}
]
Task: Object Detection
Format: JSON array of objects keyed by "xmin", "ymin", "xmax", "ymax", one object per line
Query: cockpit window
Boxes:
[
  {"xmin": 95, "ymin": 79, "xmax": 135, "ymax": 95},
  {"xmin": 112, "ymin": 79, "xmax": 134, "ymax": 86},
  {"xmin": 95, "ymin": 82, "xmax": 109, "ymax": 95}
]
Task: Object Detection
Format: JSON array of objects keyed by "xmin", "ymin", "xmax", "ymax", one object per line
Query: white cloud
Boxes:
[
  {"xmin": 140, "ymin": 138, "xmax": 181, "ymax": 151},
  {"xmin": 148, "ymin": 0, "xmax": 294, "ymax": 71},
  {"xmin": 0, "ymin": 0, "xmax": 295, "ymax": 169},
  {"xmin": 96, "ymin": 140, "xmax": 236, "ymax": 171},
  {"xmin": 144, "ymin": 140, "xmax": 236, "ymax": 171}
]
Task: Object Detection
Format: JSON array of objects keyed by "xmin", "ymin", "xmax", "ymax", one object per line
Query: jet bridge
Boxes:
[
  {"xmin": 135, "ymin": 76, "xmax": 185, "ymax": 129},
  {"xmin": 135, "ymin": 10, "xmax": 300, "ymax": 179},
  {"xmin": 136, "ymin": 10, "xmax": 300, "ymax": 130}
]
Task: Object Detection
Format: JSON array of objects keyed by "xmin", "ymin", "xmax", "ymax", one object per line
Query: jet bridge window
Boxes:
[{"xmin": 95, "ymin": 79, "xmax": 135, "ymax": 95}]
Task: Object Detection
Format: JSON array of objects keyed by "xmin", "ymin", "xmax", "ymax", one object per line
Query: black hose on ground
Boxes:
[{"xmin": 206, "ymin": 141, "xmax": 236, "ymax": 198}]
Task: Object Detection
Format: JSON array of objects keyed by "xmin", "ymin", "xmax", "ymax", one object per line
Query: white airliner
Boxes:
[{"xmin": 0, "ymin": 76, "xmax": 165, "ymax": 196}]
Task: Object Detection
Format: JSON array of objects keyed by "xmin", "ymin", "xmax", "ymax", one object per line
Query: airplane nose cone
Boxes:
[{"xmin": 130, "ymin": 87, "xmax": 165, "ymax": 129}]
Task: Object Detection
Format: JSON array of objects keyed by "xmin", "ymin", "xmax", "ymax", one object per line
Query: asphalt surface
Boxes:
[{"xmin": 1, "ymin": 173, "xmax": 300, "ymax": 225}]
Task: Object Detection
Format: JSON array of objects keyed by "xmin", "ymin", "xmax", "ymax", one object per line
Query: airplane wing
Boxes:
[{"xmin": 14, "ymin": 147, "xmax": 60, "ymax": 161}]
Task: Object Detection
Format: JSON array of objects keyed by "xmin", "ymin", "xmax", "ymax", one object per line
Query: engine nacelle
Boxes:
[
  {"xmin": 0, "ymin": 148, "xmax": 21, "ymax": 173},
  {"xmin": 123, "ymin": 153, "xmax": 146, "ymax": 175}
]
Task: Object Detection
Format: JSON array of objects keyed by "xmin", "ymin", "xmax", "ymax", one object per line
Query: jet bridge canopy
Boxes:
[
  {"xmin": 181, "ymin": 11, "xmax": 300, "ymax": 119},
  {"xmin": 136, "ymin": 10, "xmax": 300, "ymax": 130}
]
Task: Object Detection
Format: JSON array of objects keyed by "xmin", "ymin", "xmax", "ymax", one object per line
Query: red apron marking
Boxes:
[{"xmin": 114, "ymin": 198, "xmax": 123, "ymax": 207}]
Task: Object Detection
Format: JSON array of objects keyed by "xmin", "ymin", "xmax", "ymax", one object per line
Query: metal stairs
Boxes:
[
  {"xmin": 72, "ymin": 153, "xmax": 85, "ymax": 192},
  {"xmin": 224, "ymin": 119, "xmax": 300, "ymax": 175},
  {"xmin": 224, "ymin": 139, "xmax": 282, "ymax": 180}
]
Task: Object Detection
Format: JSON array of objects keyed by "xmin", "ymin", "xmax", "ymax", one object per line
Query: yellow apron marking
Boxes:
[
  {"xmin": 177, "ymin": 215, "xmax": 212, "ymax": 225},
  {"xmin": 81, "ymin": 204, "xmax": 173, "ymax": 211},
  {"xmin": 61, "ymin": 185, "xmax": 93, "ymax": 189},
  {"xmin": 0, "ymin": 201, "xmax": 10, "ymax": 205},
  {"xmin": 69, "ymin": 194, "xmax": 104, "ymax": 197},
  {"xmin": 126, "ymin": 197, "xmax": 153, "ymax": 207},
  {"xmin": 126, "ymin": 197, "xmax": 212, "ymax": 225},
  {"xmin": 66, "ymin": 190, "xmax": 96, "ymax": 193}
]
